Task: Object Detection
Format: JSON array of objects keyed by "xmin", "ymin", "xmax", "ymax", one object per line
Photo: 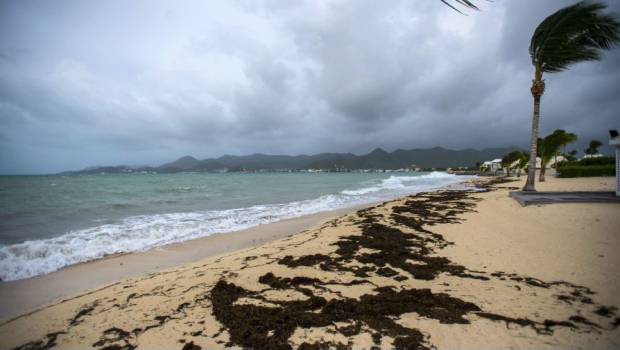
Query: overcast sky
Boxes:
[{"xmin": 1, "ymin": 0, "xmax": 619, "ymax": 174}]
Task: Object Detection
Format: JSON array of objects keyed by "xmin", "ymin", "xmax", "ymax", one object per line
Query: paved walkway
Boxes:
[{"xmin": 510, "ymin": 191, "xmax": 620, "ymax": 206}]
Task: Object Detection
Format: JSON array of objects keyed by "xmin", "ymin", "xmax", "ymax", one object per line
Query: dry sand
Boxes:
[{"xmin": 0, "ymin": 176, "xmax": 618, "ymax": 349}]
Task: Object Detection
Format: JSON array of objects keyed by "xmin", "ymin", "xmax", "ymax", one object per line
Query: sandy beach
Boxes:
[{"xmin": 1, "ymin": 175, "xmax": 618, "ymax": 349}]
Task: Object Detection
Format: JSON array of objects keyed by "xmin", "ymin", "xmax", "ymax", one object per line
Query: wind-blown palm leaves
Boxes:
[
  {"xmin": 584, "ymin": 139, "xmax": 603, "ymax": 155},
  {"xmin": 440, "ymin": 0, "xmax": 479, "ymax": 14},
  {"xmin": 500, "ymin": 150, "xmax": 529, "ymax": 177},
  {"xmin": 537, "ymin": 129, "xmax": 577, "ymax": 182},
  {"xmin": 565, "ymin": 149, "xmax": 578, "ymax": 161},
  {"xmin": 529, "ymin": 2, "xmax": 620, "ymax": 73},
  {"xmin": 501, "ymin": 150, "xmax": 525, "ymax": 177},
  {"xmin": 523, "ymin": 1, "xmax": 620, "ymax": 191}
]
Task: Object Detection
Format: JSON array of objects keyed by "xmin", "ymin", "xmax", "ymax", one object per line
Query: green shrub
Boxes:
[
  {"xmin": 577, "ymin": 156, "xmax": 614, "ymax": 166},
  {"xmin": 556, "ymin": 164, "xmax": 615, "ymax": 178},
  {"xmin": 557, "ymin": 156, "xmax": 614, "ymax": 168}
]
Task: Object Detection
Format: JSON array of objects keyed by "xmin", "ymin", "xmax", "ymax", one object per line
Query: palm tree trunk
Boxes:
[
  {"xmin": 539, "ymin": 160, "xmax": 546, "ymax": 182},
  {"xmin": 523, "ymin": 65, "xmax": 545, "ymax": 192}
]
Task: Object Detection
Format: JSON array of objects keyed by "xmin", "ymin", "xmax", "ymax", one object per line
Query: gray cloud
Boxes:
[{"xmin": 1, "ymin": 0, "xmax": 619, "ymax": 174}]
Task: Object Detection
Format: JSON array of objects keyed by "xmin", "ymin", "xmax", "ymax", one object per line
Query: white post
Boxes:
[
  {"xmin": 610, "ymin": 133, "xmax": 620, "ymax": 197},
  {"xmin": 616, "ymin": 147, "xmax": 620, "ymax": 197}
]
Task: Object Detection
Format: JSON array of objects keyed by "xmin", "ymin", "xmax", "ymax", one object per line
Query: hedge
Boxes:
[
  {"xmin": 556, "ymin": 164, "xmax": 615, "ymax": 178},
  {"xmin": 557, "ymin": 156, "xmax": 614, "ymax": 168}
]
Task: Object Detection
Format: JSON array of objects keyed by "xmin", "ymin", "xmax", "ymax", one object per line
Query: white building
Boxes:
[{"xmin": 481, "ymin": 159, "xmax": 502, "ymax": 172}]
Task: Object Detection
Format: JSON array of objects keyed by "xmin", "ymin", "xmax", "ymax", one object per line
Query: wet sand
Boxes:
[{"xmin": 0, "ymin": 176, "xmax": 618, "ymax": 349}]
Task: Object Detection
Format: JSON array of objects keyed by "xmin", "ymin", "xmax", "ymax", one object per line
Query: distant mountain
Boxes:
[
  {"xmin": 62, "ymin": 146, "xmax": 521, "ymax": 174},
  {"xmin": 305, "ymin": 146, "xmax": 519, "ymax": 170},
  {"xmin": 160, "ymin": 156, "xmax": 200, "ymax": 170}
]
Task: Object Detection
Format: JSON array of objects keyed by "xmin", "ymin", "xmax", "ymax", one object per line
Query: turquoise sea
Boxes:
[{"xmin": 0, "ymin": 172, "xmax": 467, "ymax": 281}]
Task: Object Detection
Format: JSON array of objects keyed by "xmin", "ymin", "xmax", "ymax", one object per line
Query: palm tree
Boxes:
[
  {"xmin": 553, "ymin": 130, "xmax": 577, "ymax": 170},
  {"xmin": 565, "ymin": 149, "xmax": 578, "ymax": 161},
  {"xmin": 515, "ymin": 151, "xmax": 529, "ymax": 177},
  {"xmin": 523, "ymin": 1, "xmax": 620, "ymax": 191},
  {"xmin": 584, "ymin": 139, "xmax": 603, "ymax": 155},
  {"xmin": 537, "ymin": 130, "xmax": 577, "ymax": 182},
  {"xmin": 552, "ymin": 129, "xmax": 577, "ymax": 174},
  {"xmin": 501, "ymin": 150, "xmax": 526, "ymax": 177}
]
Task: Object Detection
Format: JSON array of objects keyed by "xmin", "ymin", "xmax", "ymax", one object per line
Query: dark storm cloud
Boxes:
[{"xmin": 1, "ymin": 0, "xmax": 619, "ymax": 174}]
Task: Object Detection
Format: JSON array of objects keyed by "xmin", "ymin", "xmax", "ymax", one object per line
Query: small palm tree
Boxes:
[
  {"xmin": 553, "ymin": 130, "xmax": 577, "ymax": 170},
  {"xmin": 516, "ymin": 151, "xmax": 529, "ymax": 177},
  {"xmin": 565, "ymin": 149, "xmax": 578, "ymax": 161},
  {"xmin": 537, "ymin": 129, "xmax": 577, "ymax": 182},
  {"xmin": 501, "ymin": 150, "xmax": 526, "ymax": 177},
  {"xmin": 523, "ymin": 1, "xmax": 620, "ymax": 191},
  {"xmin": 584, "ymin": 139, "xmax": 603, "ymax": 155}
]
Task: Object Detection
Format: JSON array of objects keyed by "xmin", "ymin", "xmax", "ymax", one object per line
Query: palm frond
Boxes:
[
  {"xmin": 440, "ymin": 0, "xmax": 480, "ymax": 14},
  {"xmin": 538, "ymin": 130, "xmax": 578, "ymax": 161},
  {"xmin": 530, "ymin": 1, "xmax": 620, "ymax": 73}
]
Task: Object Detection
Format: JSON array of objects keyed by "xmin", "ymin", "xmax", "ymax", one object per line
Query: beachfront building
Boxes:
[
  {"xmin": 610, "ymin": 130, "xmax": 620, "ymax": 196},
  {"xmin": 481, "ymin": 159, "xmax": 502, "ymax": 173},
  {"xmin": 481, "ymin": 155, "xmax": 564, "ymax": 177}
]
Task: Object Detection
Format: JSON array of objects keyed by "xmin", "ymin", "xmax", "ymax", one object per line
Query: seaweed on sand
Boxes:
[
  {"xmin": 208, "ymin": 178, "xmax": 613, "ymax": 349},
  {"xmin": 279, "ymin": 188, "xmax": 489, "ymax": 282},
  {"xmin": 211, "ymin": 279, "xmax": 481, "ymax": 350},
  {"xmin": 11, "ymin": 332, "xmax": 66, "ymax": 350}
]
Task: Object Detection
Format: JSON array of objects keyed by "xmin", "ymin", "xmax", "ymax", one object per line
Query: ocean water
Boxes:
[{"xmin": 0, "ymin": 172, "xmax": 468, "ymax": 281}]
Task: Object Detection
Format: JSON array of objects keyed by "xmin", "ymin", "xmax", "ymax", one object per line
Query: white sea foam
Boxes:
[
  {"xmin": 340, "ymin": 172, "xmax": 456, "ymax": 195},
  {"xmin": 0, "ymin": 172, "xmax": 468, "ymax": 281}
]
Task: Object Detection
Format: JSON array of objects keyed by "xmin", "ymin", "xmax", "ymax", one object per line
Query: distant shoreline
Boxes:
[{"xmin": 54, "ymin": 146, "xmax": 520, "ymax": 175}]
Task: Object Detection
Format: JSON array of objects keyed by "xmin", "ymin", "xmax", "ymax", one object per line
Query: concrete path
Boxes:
[{"xmin": 510, "ymin": 191, "xmax": 620, "ymax": 206}]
